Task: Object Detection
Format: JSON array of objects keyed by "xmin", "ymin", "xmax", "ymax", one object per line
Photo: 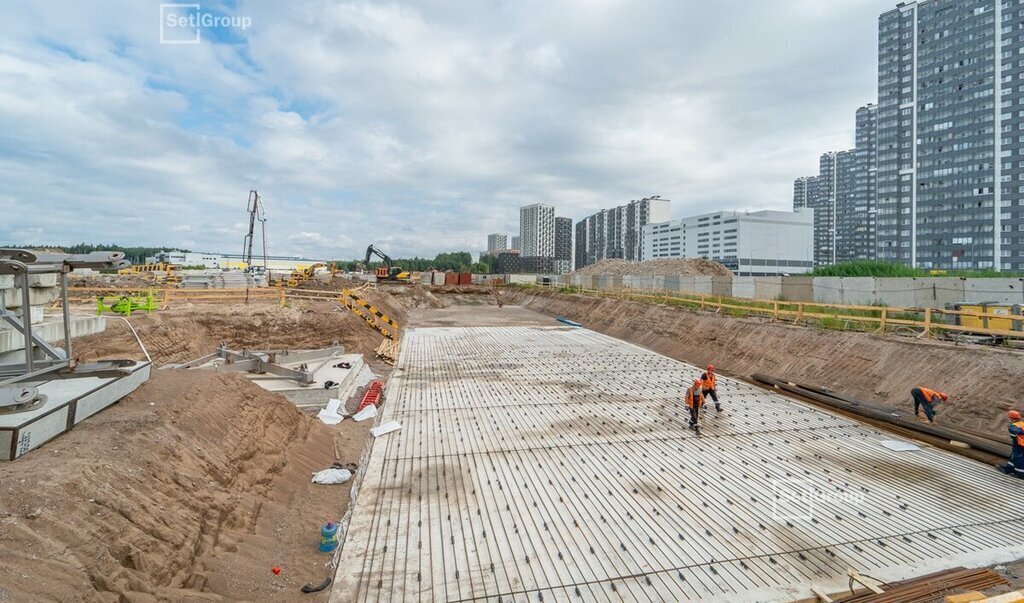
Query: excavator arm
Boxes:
[{"xmin": 364, "ymin": 245, "xmax": 394, "ymax": 270}]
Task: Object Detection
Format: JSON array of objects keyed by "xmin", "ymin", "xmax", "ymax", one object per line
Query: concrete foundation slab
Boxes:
[
  {"xmin": 255, "ymin": 353, "xmax": 366, "ymax": 408},
  {"xmin": 0, "ymin": 361, "xmax": 151, "ymax": 460},
  {"xmin": 334, "ymin": 326, "xmax": 1024, "ymax": 602}
]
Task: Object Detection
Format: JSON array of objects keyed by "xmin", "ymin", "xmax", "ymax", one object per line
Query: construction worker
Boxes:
[
  {"xmin": 911, "ymin": 386, "xmax": 948, "ymax": 424},
  {"xmin": 685, "ymin": 378, "xmax": 704, "ymax": 430},
  {"xmin": 999, "ymin": 410, "xmax": 1024, "ymax": 478},
  {"xmin": 701, "ymin": 364, "xmax": 721, "ymax": 411}
]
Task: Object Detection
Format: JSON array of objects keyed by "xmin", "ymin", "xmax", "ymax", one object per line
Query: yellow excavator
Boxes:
[{"xmin": 364, "ymin": 245, "xmax": 410, "ymax": 281}]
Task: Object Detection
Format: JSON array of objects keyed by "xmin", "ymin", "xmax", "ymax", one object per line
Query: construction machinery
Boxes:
[
  {"xmin": 364, "ymin": 245, "xmax": 410, "ymax": 281},
  {"xmin": 118, "ymin": 262, "xmax": 181, "ymax": 285},
  {"xmin": 242, "ymin": 189, "xmax": 268, "ymax": 278},
  {"xmin": 269, "ymin": 262, "xmax": 331, "ymax": 288}
]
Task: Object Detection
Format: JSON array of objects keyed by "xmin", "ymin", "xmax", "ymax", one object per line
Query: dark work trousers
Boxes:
[
  {"xmin": 911, "ymin": 388, "xmax": 936, "ymax": 421},
  {"xmin": 703, "ymin": 388, "xmax": 719, "ymax": 403},
  {"xmin": 688, "ymin": 404, "xmax": 701, "ymax": 426}
]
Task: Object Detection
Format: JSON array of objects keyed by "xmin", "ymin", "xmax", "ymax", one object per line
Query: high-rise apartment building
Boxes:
[
  {"xmin": 875, "ymin": 0, "xmax": 1024, "ymax": 270},
  {"xmin": 574, "ymin": 196, "xmax": 671, "ymax": 269},
  {"xmin": 793, "ymin": 104, "xmax": 878, "ymax": 266},
  {"xmin": 486, "ymin": 233, "xmax": 508, "ymax": 254},
  {"xmin": 554, "ymin": 217, "xmax": 573, "ymax": 273},
  {"xmin": 519, "ymin": 203, "xmax": 555, "ymax": 258},
  {"xmin": 510, "ymin": 235, "xmax": 521, "ymax": 251}
]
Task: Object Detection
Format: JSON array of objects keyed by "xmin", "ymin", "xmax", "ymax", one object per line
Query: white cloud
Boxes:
[{"xmin": 0, "ymin": 0, "xmax": 894, "ymax": 259}]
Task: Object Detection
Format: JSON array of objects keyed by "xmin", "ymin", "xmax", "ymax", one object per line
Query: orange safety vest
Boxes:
[
  {"xmin": 702, "ymin": 371, "xmax": 716, "ymax": 390},
  {"xmin": 1012, "ymin": 420, "xmax": 1024, "ymax": 447},
  {"xmin": 918, "ymin": 387, "xmax": 946, "ymax": 403},
  {"xmin": 685, "ymin": 386, "xmax": 704, "ymax": 409}
]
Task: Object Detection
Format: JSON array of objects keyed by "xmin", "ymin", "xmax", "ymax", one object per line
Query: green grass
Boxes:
[
  {"xmin": 810, "ymin": 261, "xmax": 923, "ymax": 277},
  {"xmin": 811, "ymin": 260, "xmax": 1024, "ymax": 278}
]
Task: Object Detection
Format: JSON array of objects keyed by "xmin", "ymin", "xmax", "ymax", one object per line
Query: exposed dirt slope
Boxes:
[
  {"xmin": 504, "ymin": 289, "xmax": 1024, "ymax": 435},
  {"xmin": 0, "ymin": 370, "xmax": 369, "ymax": 602},
  {"xmin": 74, "ymin": 300, "xmax": 395, "ymax": 365}
]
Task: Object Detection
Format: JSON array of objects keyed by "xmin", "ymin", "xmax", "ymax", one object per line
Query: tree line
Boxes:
[{"xmin": 331, "ymin": 251, "xmax": 497, "ymax": 274}]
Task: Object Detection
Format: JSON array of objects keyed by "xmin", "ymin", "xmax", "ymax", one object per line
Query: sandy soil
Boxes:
[
  {"xmin": 504, "ymin": 288, "xmax": 1024, "ymax": 437},
  {"xmin": 570, "ymin": 257, "xmax": 733, "ymax": 276},
  {"xmin": 0, "ymin": 370, "xmax": 370, "ymax": 602},
  {"xmin": 73, "ymin": 300, "xmax": 395, "ymax": 366}
]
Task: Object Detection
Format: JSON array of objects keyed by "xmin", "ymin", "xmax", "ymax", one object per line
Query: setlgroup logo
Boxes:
[{"xmin": 160, "ymin": 4, "xmax": 252, "ymax": 44}]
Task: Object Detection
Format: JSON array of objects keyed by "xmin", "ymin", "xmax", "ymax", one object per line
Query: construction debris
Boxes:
[
  {"xmin": 831, "ymin": 567, "xmax": 1007, "ymax": 602},
  {"xmin": 570, "ymin": 257, "xmax": 733, "ymax": 277}
]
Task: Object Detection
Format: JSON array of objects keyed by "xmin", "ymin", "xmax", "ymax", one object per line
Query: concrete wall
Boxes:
[{"xmin": 550, "ymin": 273, "xmax": 1024, "ymax": 309}]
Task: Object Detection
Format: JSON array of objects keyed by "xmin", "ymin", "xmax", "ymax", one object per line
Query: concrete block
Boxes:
[
  {"xmin": 753, "ymin": 277, "xmax": 782, "ymax": 300},
  {"xmin": 779, "ymin": 276, "xmax": 813, "ymax": 302},
  {"xmin": 731, "ymin": 276, "xmax": 755, "ymax": 299},
  {"xmin": 812, "ymin": 277, "xmax": 844, "ymax": 304},
  {"xmin": 841, "ymin": 277, "xmax": 878, "ymax": 305},
  {"xmin": 711, "ymin": 276, "xmax": 732, "ymax": 297},
  {"xmin": 664, "ymin": 276, "xmax": 680, "ymax": 292},
  {"xmin": 963, "ymin": 278, "xmax": 1024, "ymax": 305},
  {"xmin": 10, "ymin": 305, "xmax": 45, "ymax": 324},
  {"xmin": 28, "ymin": 274, "xmax": 58, "ymax": 288},
  {"xmin": 1, "ymin": 287, "xmax": 59, "ymax": 309},
  {"xmin": 0, "ymin": 315, "xmax": 106, "ymax": 356},
  {"xmin": 692, "ymin": 276, "xmax": 713, "ymax": 295},
  {"xmin": 652, "ymin": 276, "xmax": 665, "ymax": 291},
  {"xmin": 676, "ymin": 276, "xmax": 696, "ymax": 294},
  {"xmin": 0, "ymin": 275, "xmax": 12, "ymax": 290}
]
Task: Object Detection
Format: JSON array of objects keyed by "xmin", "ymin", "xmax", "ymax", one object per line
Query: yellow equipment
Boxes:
[
  {"xmin": 365, "ymin": 245, "xmax": 411, "ymax": 281},
  {"xmin": 270, "ymin": 262, "xmax": 331, "ymax": 288},
  {"xmin": 947, "ymin": 302, "xmax": 1023, "ymax": 332},
  {"xmin": 118, "ymin": 262, "xmax": 181, "ymax": 284}
]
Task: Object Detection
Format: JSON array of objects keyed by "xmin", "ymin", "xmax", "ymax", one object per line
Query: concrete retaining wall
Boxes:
[{"xmin": 548, "ymin": 272, "xmax": 1024, "ymax": 309}]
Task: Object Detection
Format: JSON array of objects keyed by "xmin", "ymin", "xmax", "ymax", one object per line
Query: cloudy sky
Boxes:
[{"xmin": 0, "ymin": 0, "xmax": 894, "ymax": 260}]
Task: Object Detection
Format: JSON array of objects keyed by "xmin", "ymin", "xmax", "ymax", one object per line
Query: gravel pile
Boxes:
[{"xmin": 571, "ymin": 258, "xmax": 733, "ymax": 277}]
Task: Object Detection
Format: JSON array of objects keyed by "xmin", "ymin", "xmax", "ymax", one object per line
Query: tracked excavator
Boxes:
[{"xmin": 364, "ymin": 245, "xmax": 410, "ymax": 282}]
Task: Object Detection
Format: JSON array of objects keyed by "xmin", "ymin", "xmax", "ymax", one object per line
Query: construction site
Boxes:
[{"xmin": 2, "ymin": 242, "xmax": 1024, "ymax": 603}]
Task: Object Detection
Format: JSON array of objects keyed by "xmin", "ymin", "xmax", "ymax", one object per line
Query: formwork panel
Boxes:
[{"xmin": 334, "ymin": 326, "xmax": 1024, "ymax": 602}]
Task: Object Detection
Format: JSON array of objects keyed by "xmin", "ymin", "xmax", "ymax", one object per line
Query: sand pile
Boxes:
[
  {"xmin": 0, "ymin": 370, "xmax": 370, "ymax": 601},
  {"xmin": 74, "ymin": 302, "xmax": 395, "ymax": 365},
  {"xmin": 572, "ymin": 258, "xmax": 733, "ymax": 277}
]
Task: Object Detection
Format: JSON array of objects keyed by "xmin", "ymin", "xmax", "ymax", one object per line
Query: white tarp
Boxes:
[
  {"xmin": 311, "ymin": 468, "xmax": 352, "ymax": 484},
  {"xmin": 352, "ymin": 404, "xmax": 377, "ymax": 422},
  {"xmin": 317, "ymin": 398, "xmax": 345, "ymax": 425}
]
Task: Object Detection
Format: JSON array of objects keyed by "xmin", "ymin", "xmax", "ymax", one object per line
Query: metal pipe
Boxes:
[
  {"xmin": 751, "ymin": 374, "xmax": 1012, "ymax": 459},
  {"xmin": 60, "ymin": 270, "xmax": 72, "ymax": 363},
  {"xmin": 17, "ymin": 270, "xmax": 32, "ymax": 373}
]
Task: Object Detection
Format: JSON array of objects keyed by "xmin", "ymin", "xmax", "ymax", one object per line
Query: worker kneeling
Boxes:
[
  {"xmin": 685, "ymin": 378, "xmax": 705, "ymax": 430},
  {"xmin": 911, "ymin": 386, "xmax": 947, "ymax": 424},
  {"xmin": 999, "ymin": 410, "xmax": 1024, "ymax": 478}
]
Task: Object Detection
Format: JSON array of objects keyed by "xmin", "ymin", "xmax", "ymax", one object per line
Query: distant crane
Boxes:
[{"xmin": 242, "ymin": 189, "xmax": 268, "ymax": 275}]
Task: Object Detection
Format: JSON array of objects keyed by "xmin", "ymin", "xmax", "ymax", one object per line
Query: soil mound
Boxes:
[
  {"xmin": 571, "ymin": 258, "xmax": 733, "ymax": 277},
  {"xmin": 0, "ymin": 370, "xmax": 368, "ymax": 601}
]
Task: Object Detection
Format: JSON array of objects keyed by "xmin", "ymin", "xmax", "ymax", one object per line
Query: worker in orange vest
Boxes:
[
  {"xmin": 685, "ymin": 378, "xmax": 705, "ymax": 430},
  {"xmin": 701, "ymin": 364, "xmax": 721, "ymax": 412},
  {"xmin": 911, "ymin": 386, "xmax": 948, "ymax": 424},
  {"xmin": 999, "ymin": 410, "xmax": 1024, "ymax": 478}
]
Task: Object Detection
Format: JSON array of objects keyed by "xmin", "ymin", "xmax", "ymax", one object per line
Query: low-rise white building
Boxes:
[{"xmin": 642, "ymin": 208, "xmax": 814, "ymax": 276}]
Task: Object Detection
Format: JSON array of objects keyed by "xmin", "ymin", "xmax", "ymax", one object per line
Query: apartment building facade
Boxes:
[
  {"xmin": 642, "ymin": 209, "xmax": 815, "ymax": 276},
  {"xmin": 574, "ymin": 196, "xmax": 671, "ymax": 269}
]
